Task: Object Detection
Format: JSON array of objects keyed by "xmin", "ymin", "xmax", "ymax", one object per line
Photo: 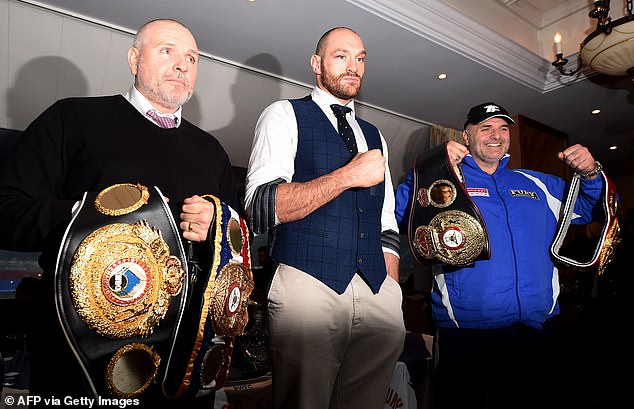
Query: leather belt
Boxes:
[
  {"xmin": 55, "ymin": 183, "xmax": 188, "ymax": 399},
  {"xmin": 407, "ymin": 142, "xmax": 490, "ymax": 266},
  {"xmin": 550, "ymin": 172, "xmax": 621, "ymax": 274}
]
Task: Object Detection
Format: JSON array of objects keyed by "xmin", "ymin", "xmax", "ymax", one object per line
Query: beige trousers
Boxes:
[{"xmin": 266, "ymin": 263, "xmax": 406, "ymax": 409}]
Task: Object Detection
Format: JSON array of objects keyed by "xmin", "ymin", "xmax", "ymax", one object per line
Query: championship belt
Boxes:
[
  {"xmin": 54, "ymin": 183, "xmax": 188, "ymax": 399},
  {"xmin": 550, "ymin": 171, "xmax": 621, "ymax": 274},
  {"xmin": 162, "ymin": 194, "xmax": 253, "ymax": 398},
  {"xmin": 407, "ymin": 142, "xmax": 490, "ymax": 265}
]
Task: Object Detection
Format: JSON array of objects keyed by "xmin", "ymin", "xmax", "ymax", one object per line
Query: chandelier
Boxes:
[{"xmin": 552, "ymin": 0, "xmax": 634, "ymax": 76}]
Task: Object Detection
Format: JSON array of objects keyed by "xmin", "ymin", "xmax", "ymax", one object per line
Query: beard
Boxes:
[
  {"xmin": 135, "ymin": 62, "xmax": 194, "ymax": 110},
  {"xmin": 320, "ymin": 69, "xmax": 362, "ymax": 100},
  {"xmin": 137, "ymin": 78, "xmax": 193, "ymax": 110}
]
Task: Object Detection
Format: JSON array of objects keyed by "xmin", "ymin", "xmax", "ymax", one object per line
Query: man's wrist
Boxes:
[{"xmin": 579, "ymin": 161, "xmax": 602, "ymax": 179}]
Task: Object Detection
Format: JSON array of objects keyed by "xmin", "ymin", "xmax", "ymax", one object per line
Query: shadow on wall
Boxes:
[
  {"xmin": 205, "ymin": 53, "xmax": 285, "ymax": 212},
  {"xmin": 181, "ymin": 92, "xmax": 202, "ymax": 125},
  {"xmin": 6, "ymin": 57, "xmax": 88, "ymax": 130},
  {"xmin": 211, "ymin": 53, "xmax": 284, "ymax": 168},
  {"xmin": 397, "ymin": 126, "xmax": 431, "ymax": 185},
  {"xmin": 588, "ymin": 72, "xmax": 634, "ymax": 105}
]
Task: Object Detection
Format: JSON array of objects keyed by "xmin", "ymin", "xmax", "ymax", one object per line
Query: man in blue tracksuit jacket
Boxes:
[{"xmin": 395, "ymin": 102, "xmax": 608, "ymax": 409}]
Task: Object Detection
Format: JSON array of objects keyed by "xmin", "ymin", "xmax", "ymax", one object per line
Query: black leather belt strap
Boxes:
[{"xmin": 407, "ymin": 142, "xmax": 490, "ymax": 266}]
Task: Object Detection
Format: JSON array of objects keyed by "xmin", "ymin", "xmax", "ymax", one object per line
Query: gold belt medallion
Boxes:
[
  {"xmin": 70, "ymin": 220, "xmax": 185, "ymax": 338},
  {"xmin": 413, "ymin": 210, "xmax": 485, "ymax": 265},
  {"xmin": 210, "ymin": 262, "xmax": 254, "ymax": 337},
  {"xmin": 105, "ymin": 343, "xmax": 161, "ymax": 398}
]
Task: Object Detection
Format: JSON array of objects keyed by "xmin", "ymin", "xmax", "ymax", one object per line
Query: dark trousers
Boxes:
[{"xmin": 432, "ymin": 321, "xmax": 554, "ymax": 409}]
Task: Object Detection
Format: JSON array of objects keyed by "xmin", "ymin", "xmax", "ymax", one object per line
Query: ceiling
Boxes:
[{"xmin": 26, "ymin": 0, "xmax": 634, "ymax": 179}]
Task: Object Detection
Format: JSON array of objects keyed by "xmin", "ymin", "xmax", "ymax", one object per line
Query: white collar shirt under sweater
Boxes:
[{"xmin": 123, "ymin": 85, "xmax": 182, "ymax": 128}]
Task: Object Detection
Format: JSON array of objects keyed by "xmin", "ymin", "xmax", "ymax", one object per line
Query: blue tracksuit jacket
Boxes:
[{"xmin": 395, "ymin": 154, "xmax": 604, "ymax": 329}]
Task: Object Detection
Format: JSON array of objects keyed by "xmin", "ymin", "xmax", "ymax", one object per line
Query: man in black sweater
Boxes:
[{"xmin": 0, "ymin": 19, "xmax": 238, "ymax": 407}]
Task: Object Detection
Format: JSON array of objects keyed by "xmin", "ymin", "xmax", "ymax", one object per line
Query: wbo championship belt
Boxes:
[
  {"xmin": 407, "ymin": 142, "xmax": 490, "ymax": 266},
  {"xmin": 162, "ymin": 194, "xmax": 253, "ymax": 398},
  {"xmin": 54, "ymin": 183, "xmax": 253, "ymax": 400},
  {"xmin": 550, "ymin": 171, "xmax": 621, "ymax": 274}
]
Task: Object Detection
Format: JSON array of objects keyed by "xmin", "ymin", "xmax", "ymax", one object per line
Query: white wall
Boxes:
[{"xmin": 0, "ymin": 0, "xmax": 428, "ymax": 186}]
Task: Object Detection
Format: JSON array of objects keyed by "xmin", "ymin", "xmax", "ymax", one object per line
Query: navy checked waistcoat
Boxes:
[{"xmin": 271, "ymin": 95, "xmax": 387, "ymax": 294}]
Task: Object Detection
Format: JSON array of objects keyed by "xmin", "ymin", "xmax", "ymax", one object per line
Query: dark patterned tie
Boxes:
[
  {"xmin": 146, "ymin": 109, "xmax": 178, "ymax": 129},
  {"xmin": 330, "ymin": 104, "xmax": 358, "ymax": 156}
]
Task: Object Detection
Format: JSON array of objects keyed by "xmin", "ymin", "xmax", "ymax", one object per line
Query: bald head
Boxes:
[
  {"xmin": 315, "ymin": 27, "xmax": 360, "ymax": 57},
  {"xmin": 132, "ymin": 19, "xmax": 194, "ymax": 51}
]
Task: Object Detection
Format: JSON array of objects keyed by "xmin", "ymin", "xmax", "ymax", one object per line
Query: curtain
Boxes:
[{"xmin": 429, "ymin": 124, "xmax": 462, "ymax": 148}]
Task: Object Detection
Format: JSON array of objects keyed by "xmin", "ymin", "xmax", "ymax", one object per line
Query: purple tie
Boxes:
[{"xmin": 146, "ymin": 109, "xmax": 178, "ymax": 129}]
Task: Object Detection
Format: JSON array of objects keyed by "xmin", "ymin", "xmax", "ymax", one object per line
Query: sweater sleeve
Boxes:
[{"xmin": 0, "ymin": 101, "xmax": 76, "ymax": 251}]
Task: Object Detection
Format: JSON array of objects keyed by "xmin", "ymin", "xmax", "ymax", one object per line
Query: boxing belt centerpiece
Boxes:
[
  {"xmin": 550, "ymin": 171, "xmax": 621, "ymax": 274},
  {"xmin": 55, "ymin": 183, "xmax": 253, "ymax": 400},
  {"xmin": 407, "ymin": 142, "xmax": 490, "ymax": 265}
]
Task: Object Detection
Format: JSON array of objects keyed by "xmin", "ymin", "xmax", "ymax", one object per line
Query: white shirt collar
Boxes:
[
  {"xmin": 123, "ymin": 86, "xmax": 182, "ymax": 127},
  {"xmin": 311, "ymin": 86, "xmax": 356, "ymax": 118}
]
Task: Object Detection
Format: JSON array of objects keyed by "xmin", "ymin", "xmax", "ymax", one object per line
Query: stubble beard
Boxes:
[
  {"xmin": 321, "ymin": 70, "xmax": 362, "ymax": 101},
  {"xmin": 475, "ymin": 142, "xmax": 509, "ymax": 165},
  {"xmin": 135, "ymin": 66, "xmax": 193, "ymax": 111}
]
